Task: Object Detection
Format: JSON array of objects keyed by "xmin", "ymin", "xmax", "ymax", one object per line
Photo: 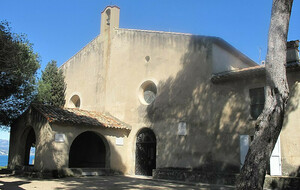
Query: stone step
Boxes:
[{"xmin": 70, "ymin": 168, "xmax": 116, "ymax": 176}]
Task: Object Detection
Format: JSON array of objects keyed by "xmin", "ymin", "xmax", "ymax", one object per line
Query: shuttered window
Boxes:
[{"xmin": 249, "ymin": 87, "xmax": 265, "ymax": 119}]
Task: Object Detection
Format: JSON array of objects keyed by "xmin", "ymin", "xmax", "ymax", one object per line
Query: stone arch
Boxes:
[
  {"xmin": 135, "ymin": 128, "xmax": 157, "ymax": 176},
  {"xmin": 24, "ymin": 127, "xmax": 36, "ymax": 166},
  {"xmin": 69, "ymin": 131, "xmax": 110, "ymax": 168}
]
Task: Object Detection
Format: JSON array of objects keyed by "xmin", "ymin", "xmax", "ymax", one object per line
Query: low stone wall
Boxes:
[
  {"xmin": 264, "ymin": 176, "xmax": 300, "ymax": 190},
  {"xmin": 154, "ymin": 168, "xmax": 300, "ymax": 189},
  {"xmin": 153, "ymin": 168, "xmax": 238, "ymax": 185}
]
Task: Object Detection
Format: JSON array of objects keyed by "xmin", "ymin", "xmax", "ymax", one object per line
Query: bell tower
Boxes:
[{"xmin": 100, "ymin": 6, "xmax": 120, "ymax": 35}]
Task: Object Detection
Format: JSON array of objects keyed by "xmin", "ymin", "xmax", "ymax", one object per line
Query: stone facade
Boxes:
[{"xmin": 8, "ymin": 6, "xmax": 300, "ymax": 180}]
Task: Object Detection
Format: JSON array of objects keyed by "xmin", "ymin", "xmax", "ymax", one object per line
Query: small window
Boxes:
[
  {"xmin": 69, "ymin": 95, "xmax": 81, "ymax": 108},
  {"xmin": 249, "ymin": 87, "xmax": 265, "ymax": 119}
]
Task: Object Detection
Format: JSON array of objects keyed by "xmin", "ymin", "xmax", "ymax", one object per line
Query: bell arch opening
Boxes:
[
  {"xmin": 135, "ymin": 128, "xmax": 156, "ymax": 176},
  {"xmin": 69, "ymin": 131, "xmax": 109, "ymax": 168}
]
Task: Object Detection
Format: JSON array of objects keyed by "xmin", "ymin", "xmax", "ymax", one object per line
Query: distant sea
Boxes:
[{"xmin": 0, "ymin": 155, "xmax": 35, "ymax": 167}]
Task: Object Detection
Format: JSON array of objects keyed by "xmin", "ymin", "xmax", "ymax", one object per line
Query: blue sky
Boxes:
[{"xmin": 0, "ymin": 0, "xmax": 299, "ymax": 140}]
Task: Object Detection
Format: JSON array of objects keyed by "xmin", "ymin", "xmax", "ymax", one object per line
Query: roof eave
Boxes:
[{"xmin": 211, "ymin": 61, "xmax": 300, "ymax": 83}]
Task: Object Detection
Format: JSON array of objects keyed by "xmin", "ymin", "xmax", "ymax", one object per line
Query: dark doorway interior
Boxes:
[
  {"xmin": 24, "ymin": 128, "xmax": 35, "ymax": 166},
  {"xmin": 69, "ymin": 131, "xmax": 106, "ymax": 168},
  {"xmin": 135, "ymin": 128, "xmax": 156, "ymax": 176}
]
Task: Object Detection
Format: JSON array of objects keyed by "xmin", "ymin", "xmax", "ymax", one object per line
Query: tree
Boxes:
[
  {"xmin": 0, "ymin": 21, "xmax": 40, "ymax": 126},
  {"xmin": 237, "ymin": 0, "xmax": 294, "ymax": 189},
  {"xmin": 37, "ymin": 60, "xmax": 66, "ymax": 107}
]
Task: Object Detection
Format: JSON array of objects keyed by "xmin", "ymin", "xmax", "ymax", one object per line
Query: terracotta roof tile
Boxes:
[
  {"xmin": 32, "ymin": 104, "xmax": 131, "ymax": 130},
  {"xmin": 211, "ymin": 61, "xmax": 300, "ymax": 83}
]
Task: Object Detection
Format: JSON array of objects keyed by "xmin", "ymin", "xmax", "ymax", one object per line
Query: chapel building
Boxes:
[{"xmin": 8, "ymin": 6, "xmax": 300, "ymax": 183}]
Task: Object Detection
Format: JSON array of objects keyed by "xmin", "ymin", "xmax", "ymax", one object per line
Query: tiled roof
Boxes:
[
  {"xmin": 31, "ymin": 104, "xmax": 131, "ymax": 130},
  {"xmin": 211, "ymin": 61, "xmax": 300, "ymax": 83}
]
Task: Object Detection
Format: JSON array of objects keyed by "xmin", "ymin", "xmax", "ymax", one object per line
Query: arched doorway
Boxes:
[
  {"xmin": 135, "ymin": 128, "xmax": 156, "ymax": 176},
  {"xmin": 24, "ymin": 128, "xmax": 36, "ymax": 166},
  {"xmin": 69, "ymin": 131, "xmax": 107, "ymax": 168}
]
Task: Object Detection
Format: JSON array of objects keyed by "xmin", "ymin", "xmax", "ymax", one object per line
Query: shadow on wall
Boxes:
[
  {"xmin": 141, "ymin": 36, "xmax": 253, "ymax": 173},
  {"xmin": 282, "ymin": 81, "xmax": 300, "ymax": 129},
  {"xmin": 266, "ymin": 167, "xmax": 300, "ymax": 190},
  {"xmin": 35, "ymin": 124, "xmax": 127, "ymax": 175}
]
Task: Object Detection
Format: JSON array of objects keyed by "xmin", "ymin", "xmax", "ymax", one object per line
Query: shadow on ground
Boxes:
[
  {"xmin": 0, "ymin": 175, "xmax": 235, "ymax": 190},
  {"xmin": 54, "ymin": 176, "xmax": 234, "ymax": 190},
  {"xmin": 0, "ymin": 179, "xmax": 30, "ymax": 190}
]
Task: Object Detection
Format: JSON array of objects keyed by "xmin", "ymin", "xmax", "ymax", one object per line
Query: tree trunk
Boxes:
[{"xmin": 236, "ymin": 0, "xmax": 293, "ymax": 189}]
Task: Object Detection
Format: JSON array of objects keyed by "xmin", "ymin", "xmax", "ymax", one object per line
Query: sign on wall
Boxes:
[
  {"xmin": 178, "ymin": 121, "xmax": 187, "ymax": 136},
  {"xmin": 116, "ymin": 137, "xmax": 124, "ymax": 146},
  {"xmin": 55, "ymin": 133, "xmax": 65, "ymax": 143}
]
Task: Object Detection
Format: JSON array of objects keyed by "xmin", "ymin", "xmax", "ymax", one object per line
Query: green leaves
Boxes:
[
  {"xmin": 37, "ymin": 60, "xmax": 66, "ymax": 107},
  {"xmin": 0, "ymin": 21, "xmax": 65, "ymax": 127},
  {"xmin": 0, "ymin": 21, "xmax": 40, "ymax": 126}
]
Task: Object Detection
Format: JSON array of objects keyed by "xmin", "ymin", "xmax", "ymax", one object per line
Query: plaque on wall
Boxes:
[
  {"xmin": 116, "ymin": 137, "xmax": 124, "ymax": 146},
  {"xmin": 55, "ymin": 133, "xmax": 65, "ymax": 143},
  {"xmin": 178, "ymin": 122, "xmax": 187, "ymax": 136}
]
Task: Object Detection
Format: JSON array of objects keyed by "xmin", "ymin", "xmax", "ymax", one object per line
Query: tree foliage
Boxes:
[
  {"xmin": 0, "ymin": 21, "xmax": 40, "ymax": 126},
  {"xmin": 237, "ymin": 0, "xmax": 293, "ymax": 189},
  {"xmin": 37, "ymin": 60, "xmax": 66, "ymax": 107}
]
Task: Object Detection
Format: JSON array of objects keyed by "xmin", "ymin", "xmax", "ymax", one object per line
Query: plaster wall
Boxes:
[
  {"xmin": 150, "ymin": 78, "xmax": 258, "ymax": 172},
  {"xmin": 281, "ymin": 75, "xmax": 300, "ymax": 176},
  {"xmin": 215, "ymin": 73, "xmax": 300, "ymax": 176},
  {"xmin": 105, "ymin": 29, "xmax": 260, "ymax": 173},
  {"xmin": 107, "ymin": 29, "xmax": 196, "ymax": 123},
  {"xmin": 107, "ymin": 29, "xmax": 211, "ymax": 173},
  {"xmin": 251, "ymin": 73, "xmax": 300, "ymax": 176},
  {"xmin": 59, "ymin": 8, "xmax": 300, "ymax": 175},
  {"xmin": 8, "ymin": 116, "xmax": 31, "ymax": 169},
  {"xmin": 47, "ymin": 123, "xmax": 130, "ymax": 173},
  {"xmin": 60, "ymin": 25, "xmax": 266, "ymax": 174},
  {"xmin": 8, "ymin": 109, "xmax": 44, "ymax": 171},
  {"xmin": 60, "ymin": 36, "xmax": 106, "ymax": 112},
  {"xmin": 212, "ymin": 44, "xmax": 252, "ymax": 73}
]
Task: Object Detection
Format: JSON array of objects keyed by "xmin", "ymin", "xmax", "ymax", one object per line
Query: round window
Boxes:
[{"xmin": 139, "ymin": 81, "xmax": 157, "ymax": 105}]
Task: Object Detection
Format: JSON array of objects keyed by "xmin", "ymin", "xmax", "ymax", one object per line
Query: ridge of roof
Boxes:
[{"xmin": 115, "ymin": 28, "xmax": 193, "ymax": 36}]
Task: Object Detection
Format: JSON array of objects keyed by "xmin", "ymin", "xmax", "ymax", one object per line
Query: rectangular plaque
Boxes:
[
  {"xmin": 116, "ymin": 137, "xmax": 124, "ymax": 146},
  {"xmin": 178, "ymin": 122, "xmax": 187, "ymax": 136},
  {"xmin": 55, "ymin": 133, "xmax": 65, "ymax": 143}
]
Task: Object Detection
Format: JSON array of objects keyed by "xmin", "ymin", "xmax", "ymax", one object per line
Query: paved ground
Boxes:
[{"xmin": 0, "ymin": 174, "xmax": 235, "ymax": 190}]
